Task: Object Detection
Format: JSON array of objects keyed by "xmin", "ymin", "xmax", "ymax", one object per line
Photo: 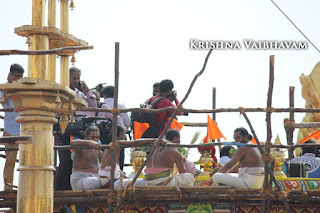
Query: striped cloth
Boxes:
[{"xmin": 290, "ymin": 153, "xmax": 320, "ymax": 170}]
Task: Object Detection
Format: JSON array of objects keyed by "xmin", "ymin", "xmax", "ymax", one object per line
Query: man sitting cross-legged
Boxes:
[
  {"xmin": 99, "ymin": 125, "xmax": 146, "ymax": 188},
  {"xmin": 208, "ymin": 127, "xmax": 264, "ymax": 189},
  {"xmin": 144, "ymin": 129, "xmax": 194, "ymax": 186},
  {"xmin": 70, "ymin": 126, "xmax": 104, "ymax": 190}
]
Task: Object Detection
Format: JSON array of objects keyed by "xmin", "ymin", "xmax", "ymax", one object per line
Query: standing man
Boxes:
[
  {"xmin": 55, "ymin": 67, "xmax": 97, "ymax": 190},
  {"xmin": 209, "ymin": 127, "xmax": 264, "ymax": 189},
  {"xmin": 144, "ymin": 129, "xmax": 194, "ymax": 186},
  {"xmin": 70, "ymin": 126, "xmax": 104, "ymax": 190},
  {"xmin": 101, "ymin": 86, "xmax": 131, "ymax": 170},
  {"xmin": 149, "ymin": 79, "xmax": 183, "ymax": 136},
  {"xmin": 1, "ymin": 64, "xmax": 24, "ymax": 190}
]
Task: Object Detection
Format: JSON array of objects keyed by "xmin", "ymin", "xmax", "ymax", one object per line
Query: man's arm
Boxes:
[
  {"xmin": 70, "ymin": 139, "xmax": 100, "ymax": 150},
  {"xmin": 216, "ymin": 147, "xmax": 245, "ymax": 173},
  {"xmin": 174, "ymin": 149, "xmax": 187, "ymax": 173}
]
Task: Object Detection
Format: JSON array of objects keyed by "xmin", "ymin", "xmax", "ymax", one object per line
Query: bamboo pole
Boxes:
[
  {"xmin": 262, "ymin": 55, "xmax": 274, "ymax": 213},
  {"xmin": 287, "ymin": 86, "xmax": 295, "ymax": 159},
  {"xmin": 0, "ymin": 46, "xmax": 93, "ymax": 56},
  {"xmin": 108, "ymin": 42, "xmax": 120, "ymax": 213}
]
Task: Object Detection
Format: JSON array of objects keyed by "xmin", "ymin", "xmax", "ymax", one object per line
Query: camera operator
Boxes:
[{"xmin": 149, "ymin": 79, "xmax": 184, "ymax": 136}]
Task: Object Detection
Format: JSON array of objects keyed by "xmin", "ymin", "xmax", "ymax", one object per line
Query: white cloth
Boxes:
[
  {"xmin": 145, "ymin": 172, "xmax": 194, "ymax": 186},
  {"xmin": 219, "ymin": 156, "xmax": 231, "ymax": 166},
  {"xmin": 0, "ymin": 91, "xmax": 20, "ymax": 135},
  {"xmin": 290, "ymin": 153, "xmax": 320, "ymax": 170},
  {"xmin": 97, "ymin": 103, "xmax": 127, "ymax": 132},
  {"xmin": 99, "ymin": 165, "xmax": 145, "ymax": 189},
  {"xmin": 70, "ymin": 171, "xmax": 103, "ymax": 190},
  {"xmin": 103, "ymin": 98, "xmax": 131, "ymax": 129},
  {"xmin": 212, "ymin": 167, "xmax": 264, "ymax": 189}
]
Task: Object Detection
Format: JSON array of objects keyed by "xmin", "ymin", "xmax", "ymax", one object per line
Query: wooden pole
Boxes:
[
  {"xmin": 287, "ymin": 86, "xmax": 295, "ymax": 159},
  {"xmin": 108, "ymin": 42, "xmax": 120, "ymax": 213}
]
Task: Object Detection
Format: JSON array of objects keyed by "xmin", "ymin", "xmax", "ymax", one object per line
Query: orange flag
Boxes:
[
  {"xmin": 133, "ymin": 121, "xmax": 150, "ymax": 140},
  {"xmin": 250, "ymin": 137, "xmax": 257, "ymax": 144},
  {"xmin": 299, "ymin": 130, "xmax": 320, "ymax": 144},
  {"xmin": 203, "ymin": 115, "xmax": 226, "ymax": 143},
  {"xmin": 170, "ymin": 119, "xmax": 185, "ymax": 131}
]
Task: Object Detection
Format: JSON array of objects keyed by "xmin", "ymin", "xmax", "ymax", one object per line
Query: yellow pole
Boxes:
[
  {"xmin": 28, "ymin": 0, "xmax": 49, "ymax": 80},
  {"xmin": 17, "ymin": 110, "xmax": 56, "ymax": 213},
  {"xmin": 17, "ymin": 0, "xmax": 53, "ymax": 212},
  {"xmin": 48, "ymin": 0, "xmax": 56, "ymax": 82},
  {"xmin": 60, "ymin": 0, "xmax": 69, "ymax": 87}
]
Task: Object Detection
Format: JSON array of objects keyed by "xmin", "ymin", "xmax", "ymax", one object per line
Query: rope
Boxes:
[
  {"xmin": 228, "ymin": 188, "xmax": 237, "ymax": 200},
  {"xmin": 260, "ymin": 188, "xmax": 275, "ymax": 200},
  {"xmin": 176, "ymin": 103, "xmax": 184, "ymax": 113},
  {"xmin": 263, "ymin": 107, "xmax": 276, "ymax": 113},
  {"xmin": 111, "ymin": 108, "xmax": 121, "ymax": 115},
  {"xmin": 284, "ymin": 118, "xmax": 295, "ymax": 132},
  {"xmin": 239, "ymin": 107, "xmax": 245, "ymax": 115},
  {"xmin": 110, "ymin": 142, "xmax": 121, "ymax": 151},
  {"xmin": 108, "ymin": 192, "xmax": 117, "ymax": 204},
  {"xmin": 278, "ymin": 191, "xmax": 288, "ymax": 201},
  {"xmin": 261, "ymin": 153, "xmax": 272, "ymax": 162}
]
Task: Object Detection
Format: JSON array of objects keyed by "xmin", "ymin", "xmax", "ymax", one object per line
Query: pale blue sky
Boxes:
[{"xmin": 0, "ymin": 0, "xmax": 320, "ymax": 190}]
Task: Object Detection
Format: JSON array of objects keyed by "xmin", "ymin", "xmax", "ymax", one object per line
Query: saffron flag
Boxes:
[
  {"xmin": 133, "ymin": 121, "xmax": 150, "ymax": 140},
  {"xmin": 203, "ymin": 115, "xmax": 226, "ymax": 143},
  {"xmin": 170, "ymin": 119, "xmax": 185, "ymax": 131},
  {"xmin": 299, "ymin": 130, "xmax": 320, "ymax": 144},
  {"xmin": 250, "ymin": 137, "xmax": 257, "ymax": 144}
]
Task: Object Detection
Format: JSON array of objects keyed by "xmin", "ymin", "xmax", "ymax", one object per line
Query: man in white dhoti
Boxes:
[
  {"xmin": 209, "ymin": 127, "xmax": 264, "ymax": 189},
  {"xmin": 144, "ymin": 129, "xmax": 194, "ymax": 186}
]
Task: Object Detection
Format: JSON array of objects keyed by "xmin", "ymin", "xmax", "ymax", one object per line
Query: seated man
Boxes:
[
  {"xmin": 144, "ymin": 129, "xmax": 194, "ymax": 186},
  {"xmin": 209, "ymin": 127, "xmax": 264, "ymax": 189},
  {"xmin": 290, "ymin": 139, "xmax": 320, "ymax": 170},
  {"xmin": 70, "ymin": 126, "xmax": 104, "ymax": 190},
  {"xmin": 99, "ymin": 125, "xmax": 146, "ymax": 188}
]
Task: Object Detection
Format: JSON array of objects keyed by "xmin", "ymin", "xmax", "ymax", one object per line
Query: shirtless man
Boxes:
[
  {"xmin": 208, "ymin": 127, "xmax": 264, "ymax": 189},
  {"xmin": 144, "ymin": 129, "xmax": 194, "ymax": 186},
  {"xmin": 70, "ymin": 126, "xmax": 104, "ymax": 190},
  {"xmin": 99, "ymin": 125, "xmax": 146, "ymax": 188}
]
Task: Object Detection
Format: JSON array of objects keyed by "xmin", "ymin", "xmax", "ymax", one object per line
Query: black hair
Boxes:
[
  {"xmin": 102, "ymin": 86, "xmax": 114, "ymax": 98},
  {"xmin": 153, "ymin": 82, "xmax": 160, "ymax": 88},
  {"xmin": 69, "ymin": 66, "xmax": 81, "ymax": 75},
  {"xmin": 159, "ymin": 79, "xmax": 174, "ymax": 93},
  {"xmin": 166, "ymin": 129, "xmax": 180, "ymax": 141},
  {"xmin": 84, "ymin": 125, "xmax": 100, "ymax": 136},
  {"xmin": 117, "ymin": 125, "xmax": 125, "ymax": 137},
  {"xmin": 220, "ymin": 146, "xmax": 234, "ymax": 158},
  {"xmin": 234, "ymin": 127, "xmax": 249, "ymax": 137},
  {"xmin": 10, "ymin": 63, "xmax": 24, "ymax": 74},
  {"xmin": 302, "ymin": 139, "xmax": 316, "ymax": 155}
]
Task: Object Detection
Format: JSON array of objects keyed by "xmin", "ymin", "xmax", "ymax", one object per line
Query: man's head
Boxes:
[
  {"xmin": 166, "ymin": 129, "xmax": 180, "ymax": 144},
  {"xmin": 84, "ymin": 126, "xmax": 100, "ymax": 142},
  {"xmin": 220, "ymin": 145, "xmax": 233, "ymax": 158},
  {"xmin": 8, "ymin": 64, "xmax": 24, "ymax": 83},
  {"xmin": 302, "ymin": 139, "xmax": 316, "ymax": 155},
  {"xmin": 234, "ymin": 127, "xmax": 250, "ymax": 143},
  {"xmin": 92, "ymin": 90, "xmax": 100, "ymax": 105},
  {"xmin": 102, "ymin": 86, "xmax": 114, "ymax": 98},
  {"xmin": 153, "ymin": 82, "xmax": 160, "ymax": 96},
  {"xmin": 159, "ymin": 79, "xmax": 174, "ymax": 98},
  {"xmin": 117, "ymin": 125, "xmax": 126, "ymax": 140},
  {"xmin": 69, "ymin": 67, "xmax": 81, "ymax": 90}
]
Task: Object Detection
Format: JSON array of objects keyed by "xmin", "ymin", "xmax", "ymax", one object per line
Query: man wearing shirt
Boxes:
[
  {"xmin": 149, "ymin": 79, "xmax": 183, "ymax": 136},
  {"xmin": 55, "ymin": 67, "xmax": 97, "ymax": 190},
  {"xmin": 290, "ymin": 139, "xmax": 320, "ymax": 170},
  {"xmin": 1, "ymin": 64, "xmax": 24, "ymax": 190}
]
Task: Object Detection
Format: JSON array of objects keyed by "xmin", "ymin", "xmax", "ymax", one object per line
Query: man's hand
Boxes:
[
  {"xmin": 90, "ymin": 143, "xmax": 100, "ymax": 150},
  {"xmin": 80, "ymin": 80, "xmax": 89, "ymax": 92}
]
